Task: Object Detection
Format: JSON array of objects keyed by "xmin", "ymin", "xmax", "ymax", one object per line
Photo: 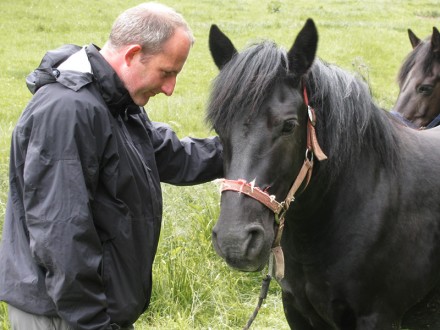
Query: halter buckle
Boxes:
[{"xmin": 305, "ymin": 148, "xmax": 314, "ymax": 163}]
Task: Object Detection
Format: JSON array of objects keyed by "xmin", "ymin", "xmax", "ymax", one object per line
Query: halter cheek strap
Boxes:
[
  {"xmin": 304, "ymin": 85, "xmax": 327, "ymax": 162},
  {"xmin": 217, "ymin": 84, "xmax": 327, "ymax": 281}
]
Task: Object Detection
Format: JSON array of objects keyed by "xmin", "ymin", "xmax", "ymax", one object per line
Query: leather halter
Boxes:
[{"xmin": 217, "ymin": 84, "xmax": 327, "ymax": 280}]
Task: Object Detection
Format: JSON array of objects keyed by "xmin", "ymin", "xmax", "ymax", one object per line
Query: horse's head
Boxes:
[
  {"xmin": 394, "ymin": 27, "xmax": 440, "ymax": 128},
  {"xmin": 207, "ymin": 19, "xmax": 318, "ymax": 272}
]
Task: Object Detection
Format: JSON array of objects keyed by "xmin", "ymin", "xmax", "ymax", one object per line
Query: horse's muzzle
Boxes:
[{"xmin": 212, "ymin": 221, "xmax": 270, "ymax": 272}]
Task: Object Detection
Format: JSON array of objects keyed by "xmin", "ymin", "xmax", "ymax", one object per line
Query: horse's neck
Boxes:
[
  {"xmin": 283, "ymin": 158, "xmax": 392, "ymax": 263},
  {"xmin": 283, "ymin": 179, "xmax": 337, "ymax": 260},
  {"xmin": 285, "ymin": 164, "xmax": 375, "ymax": 263}
]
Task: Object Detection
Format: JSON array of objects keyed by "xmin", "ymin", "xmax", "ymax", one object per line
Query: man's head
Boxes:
[{"xmin": 101, "ymin": 2, "xmax": 194, "ymax": 106}]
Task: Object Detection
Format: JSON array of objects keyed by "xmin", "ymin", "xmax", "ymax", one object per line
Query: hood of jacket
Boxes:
[{"xmin": 26, "ymin": 43, "xmax": 137, "ymax": 117}]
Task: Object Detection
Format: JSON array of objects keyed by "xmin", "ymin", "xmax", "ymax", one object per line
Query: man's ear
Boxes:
[{"xmin": 124, "ymin": 44, "xmax": 143, "ymax": 66}]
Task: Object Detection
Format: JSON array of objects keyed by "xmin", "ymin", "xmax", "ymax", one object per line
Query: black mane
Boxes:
[
  {"xmin": 306, "ymin": 60, "xmax": 400, "ymax": 178},
  {"xmin": 206, "ymin": 40, "xmax": 289, "ymax": 134}
]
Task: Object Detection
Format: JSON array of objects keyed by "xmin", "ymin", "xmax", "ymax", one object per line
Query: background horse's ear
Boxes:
[
  {"xmin": 408, "ymin": 29, "xmax": 421, "ymax": 49},
  {"xmin": 287, "ymin": 18, "xmax": 318, "ymax": 77},
  {"xmin": 209, "ymin": 24, "xmax": 238, "ymax": 70},
  {"xmin": 431, "ymin": 27, "xmax": 440, "ymax": 57}
]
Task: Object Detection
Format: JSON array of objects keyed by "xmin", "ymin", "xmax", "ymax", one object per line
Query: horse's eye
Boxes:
[
  {"xmin": 282, "ymin": 120, "xmax": 296, "ymax": 134},
  {"xmin": 417, "ymin": 84, "xmax": 434, "ymax": 96}
]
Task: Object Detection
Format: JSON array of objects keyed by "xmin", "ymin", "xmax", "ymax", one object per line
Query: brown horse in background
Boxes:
[{"xmin": 392, "ymin": 27, "xmax": 440, "ymax": 129}]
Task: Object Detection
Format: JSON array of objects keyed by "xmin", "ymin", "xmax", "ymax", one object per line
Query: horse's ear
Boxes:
[
  {"xmin": 408, "ymin": 29, "xmax": 421, "ymax": 49},
  {"xmin": 431, "ymin": 27, "xmax": 440, "ymax": 56},
  {"xmin": 287, "ymin": 18, "xmax": 318, "ymax": 77},
  {"xmin": 209, "ymin": 24, "xmax": 238, "ymax": 70}
]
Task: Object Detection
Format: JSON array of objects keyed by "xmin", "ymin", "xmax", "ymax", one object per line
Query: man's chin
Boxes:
[{"xmin": 134, "ymin": 96, "xmax": 150, "ymax": 107}]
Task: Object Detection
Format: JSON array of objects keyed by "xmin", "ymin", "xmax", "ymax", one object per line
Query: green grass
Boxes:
[{"xmin": 1, "ymin": 0, "xmax": 439, "ymax": 329}]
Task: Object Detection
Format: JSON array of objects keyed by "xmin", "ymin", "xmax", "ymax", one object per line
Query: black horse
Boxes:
[
  {"xmin": 392, "ymin": 26, "xmax": 440, "ymax": 129},
  {"xmin": 207, "ymin": 19, "xmax": 440, "ymax": 329}
]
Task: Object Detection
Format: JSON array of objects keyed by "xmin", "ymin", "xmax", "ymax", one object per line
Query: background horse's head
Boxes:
[
  {"xmin": 394, "ymin": 26, "xmax": 440, "ymax": 128},
  {"xmin": 207, "ymin": 20, "xmax": 318, "ymax": 272}
]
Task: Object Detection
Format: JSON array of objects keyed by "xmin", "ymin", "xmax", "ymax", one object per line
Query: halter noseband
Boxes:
[{"xmin": 217, "ymin": 83, "xmax": 327, "ymax": 280}]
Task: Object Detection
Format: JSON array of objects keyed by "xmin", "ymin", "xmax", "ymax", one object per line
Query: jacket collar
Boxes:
[{"xmin": 85, "ymin": 44, "xmax": 138, "ymax": 117}]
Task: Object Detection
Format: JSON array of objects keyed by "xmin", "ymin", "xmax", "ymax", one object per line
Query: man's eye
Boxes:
[{"xmin": 162, "ymin": 71, "xmax": 175, "ymax": 78}]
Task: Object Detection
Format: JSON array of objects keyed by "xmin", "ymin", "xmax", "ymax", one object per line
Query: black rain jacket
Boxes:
[{"xmin": 0, "ymin": 44, "xmax": 223, "ymax": 329}]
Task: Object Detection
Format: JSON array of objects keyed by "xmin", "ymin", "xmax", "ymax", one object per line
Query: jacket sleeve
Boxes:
[
  {"xmin": 147, "ymin": 120, "xmax": 223, "ymax": 185},
  {"xmin": 22, "ymin": 88, "xmax": 112, "ymax": 330}
]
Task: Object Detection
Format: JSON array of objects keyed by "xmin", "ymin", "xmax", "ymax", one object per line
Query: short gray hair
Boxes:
[{"xmin": 108, "ymin": 2, "xmax": 194, "ymax": 55}]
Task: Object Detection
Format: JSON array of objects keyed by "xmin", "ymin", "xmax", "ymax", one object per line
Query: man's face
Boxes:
[{"xmin": 122, "ymin": 28, "xmax": 192, "ymax": 106}]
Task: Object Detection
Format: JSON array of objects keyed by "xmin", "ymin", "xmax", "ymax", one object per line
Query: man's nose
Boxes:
[{"xmin": 161, "ymin": 77, "xmax": 177, "ymax": 96}]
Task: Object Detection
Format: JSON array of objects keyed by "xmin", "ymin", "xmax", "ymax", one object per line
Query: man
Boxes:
[{"xmin": 0, "ymin": 2, "xmax": 222, "ymax": 329}]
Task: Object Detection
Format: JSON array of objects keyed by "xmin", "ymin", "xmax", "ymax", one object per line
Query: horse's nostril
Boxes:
[
  {"xmin": 245, "ymin": 225, "xmax": 265, "ymax": 259},
  {"xmin": 211, "ymin": 228, "xmax": 221, "ymax": 253},
  {"xmin": 211, "ymin": 219, "xmax": 269, "ymax": 271}
]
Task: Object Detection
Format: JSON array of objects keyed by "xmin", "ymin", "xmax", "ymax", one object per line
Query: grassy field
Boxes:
[{"xmin": 0, "ymin": 0, "xmax": 439, "ymax": 329}]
